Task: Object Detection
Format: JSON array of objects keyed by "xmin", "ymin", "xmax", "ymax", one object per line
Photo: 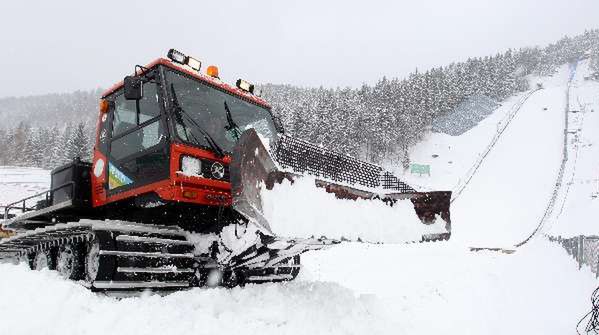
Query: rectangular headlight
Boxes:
[
  {"xmin": 236, "ymin": 79, "xmax": 254, "ymax": 94},
  {"xmin": 167, "ymin": 49, "xmax": 188, "ymax": 64},
  {"xmin": 181, "ymin": 156, "xmax": 202, "ymax": 176},
  {"xmin": 187, "ymin": 57, "xmax": 202, "ymax": 71}
]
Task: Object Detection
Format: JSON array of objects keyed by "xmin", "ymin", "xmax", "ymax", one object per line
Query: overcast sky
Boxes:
[{"xmin": 1, "ymin": 0, "xmax": 598, "ymax": 98}]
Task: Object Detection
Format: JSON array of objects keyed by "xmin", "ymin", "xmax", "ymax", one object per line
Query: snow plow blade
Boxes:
[{"xmin": 231, "ymin": 129, "xmax": 451, "ymax": 243}]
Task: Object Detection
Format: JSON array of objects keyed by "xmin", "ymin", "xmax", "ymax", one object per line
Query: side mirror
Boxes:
[{"xmin": 124, "ymin": 76, "xmax": 143, "ymax": 100}]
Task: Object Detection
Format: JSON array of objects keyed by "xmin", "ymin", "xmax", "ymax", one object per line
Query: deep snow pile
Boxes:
[
  {"xmin": 0, "ymin": 263, "xmax": 394, "ymax": 335},
  {"xmin": 261, "ymin": 177, "xmax": 446, "ymax": 243},
  {"xmin": 0, "ymin": 239, "xmax": 594, "ymax": 335}
]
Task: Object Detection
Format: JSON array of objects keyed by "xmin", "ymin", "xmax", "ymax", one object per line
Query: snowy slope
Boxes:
[
  {"xmin": 452, "ymin": 68, "xmax": 567, "ymax": 247},
  {"xmin": 394, "ymin": 90, "xmax": 533, "ymax": 191},
  {"xmin": 394, "ymin": 64, "xmax": 573, "ymax": 247},
  {"xmin": 546, "ymin": 60, "xmax": 599, "ymax": 237}
]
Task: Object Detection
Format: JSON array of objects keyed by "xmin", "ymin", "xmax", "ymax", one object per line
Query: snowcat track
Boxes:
[
  {"xmin": 0, "ymin": 221, "xmax": 196, "ymax": 291},
  {"xmin": 0, "ymin": 221, "xmax": 315, "ymax": 290}
]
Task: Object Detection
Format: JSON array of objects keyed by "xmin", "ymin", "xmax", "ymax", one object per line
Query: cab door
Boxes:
[{"xmin": 105, "ymin": 74, "xmax": 170, "ymax": 198}]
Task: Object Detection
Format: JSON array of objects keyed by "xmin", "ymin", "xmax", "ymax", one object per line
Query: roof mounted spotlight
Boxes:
[
  {"xmin": 167, "ymin": 49, "xmax": 202, "ymax": 72},
  {"xmin": 236, "ymin": 79, "xmax": 254, "ymax": 94},
  {"xmin": 187, "ymin": 56, "xmax": 202, "ymax": 71},
  {"xmin": 167, "ymin": 49, "xmax": 187, "ymax": 65}
]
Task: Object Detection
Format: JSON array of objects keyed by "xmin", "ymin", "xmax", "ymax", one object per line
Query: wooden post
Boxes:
[{"xmin": 578, "ymin": 235, "xmax": 584, "ymax": 269}]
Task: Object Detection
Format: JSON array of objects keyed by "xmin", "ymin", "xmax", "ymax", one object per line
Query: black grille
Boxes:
[
  {"xmin": 200, "ymin": 159, "xmax": 230, "ymax": 182},
  {"xmin": 272, "ymin": 135, "xmax": 415, "ymax": 193},
  {"xmin": 380, "ymin": 171, "xmax": 416, "ymax": 193}
]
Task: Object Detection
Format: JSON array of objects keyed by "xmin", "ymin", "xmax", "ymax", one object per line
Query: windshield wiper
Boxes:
[
  {"xmin": 223, "ymin": 101, "xmax": 242, "ymax": 141},
  {"xmin": 170, "ymin": 84, "xmax": 225, "ymax": 157}
]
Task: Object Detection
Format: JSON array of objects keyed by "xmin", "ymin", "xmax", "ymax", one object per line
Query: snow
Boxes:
[
  {"xmin": 261, "ymin": 177, "xmax": 446, "ymax": 243},
  {"xmin": 0, "ymin": 239, "xmax": 594, "ymax": 335},
  {"xmin": 394, "ymin": 64, "xmax": 574, "ymax": 248},
  {"xmin": 0, "ymin": 264, "xmax": 391, "ymax": 335},
  {"xmin": 452, "ymin": 76, "xmax": 566, "ymax": 247},
  {"xmin": 0, "ymin": 166, "xmax": 49, "ymax": 209},
  {"xmin": 545, "ymin": 59, "xmax": 599, "ymax": 237},
  {"xmin": 1, "ymin": 62, "xmax": 599, "ymax": 334},
  {"xmin": 393, "ymin": 90, "xmax": 534, "ymax": 191},
  {"xmin": 302, "ymin": 240, "xmax": 596, "ymax": 334}
]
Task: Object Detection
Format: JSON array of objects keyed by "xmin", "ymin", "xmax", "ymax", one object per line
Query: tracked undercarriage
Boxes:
[{"xmin": 0, "ymin": 220, "xmax": 330, "ymax": 291}]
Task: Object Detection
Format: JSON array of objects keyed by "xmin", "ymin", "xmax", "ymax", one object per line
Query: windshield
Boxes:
[{"xmin": 165, "ymin": 69, "xmax": 277, "ymax": 153}]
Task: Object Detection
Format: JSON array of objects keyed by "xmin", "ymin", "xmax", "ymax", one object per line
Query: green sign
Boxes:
[{"xmin": 410, "ymin": 163, "xmax": 430, "ymax": 176}]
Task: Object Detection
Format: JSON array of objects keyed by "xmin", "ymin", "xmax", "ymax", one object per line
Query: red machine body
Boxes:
[{"xmin": 90, "ymin": 58, "xmax": 271, "ymax": 212}]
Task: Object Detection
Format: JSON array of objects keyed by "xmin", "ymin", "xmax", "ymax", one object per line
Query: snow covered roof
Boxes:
[{"xmin": 101, "ymin": 58, "xmax": 271, "ymax": 109}]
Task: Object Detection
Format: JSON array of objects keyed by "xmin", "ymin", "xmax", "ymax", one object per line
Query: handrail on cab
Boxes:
[{"xmin": 3, "ymin": 182, "xmax": 75, "ymax": 220}]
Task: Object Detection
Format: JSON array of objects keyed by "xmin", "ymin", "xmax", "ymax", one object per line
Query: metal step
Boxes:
[
  {"xmin": 117, "ymin": 266, "xmax": 195, "ymax": 274},
  {"xmin": 116, "ymin": 235, "xmax": 194, "ymax": 246},
  {"xmin": 246, "ymin": 274, "xmax": 294, "ymax": 282},
  {"xmin": 273, "ymin": 264, "xmax": 301, "ymax": 268},
  {"xmin": 92, "ymin": 281, "xmax": 191, "ymax": 289},
  {"xmin": 99, "ymin": 250, "xmax": 195, "ymax": 259}
]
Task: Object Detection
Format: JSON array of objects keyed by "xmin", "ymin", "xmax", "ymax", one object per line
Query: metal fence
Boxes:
[
  {"xmin": 550, "ymin": 235, "xmax": 599, "ymax": 276},
  {"xmin": 273, "ymin": 134, "xmax": 415, "ymax": 193}
]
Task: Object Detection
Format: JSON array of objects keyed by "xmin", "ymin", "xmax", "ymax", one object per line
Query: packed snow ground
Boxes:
[
  {"xmin": 0, "ymin": 240, "xmax": 594, "ymax": 335},
  {"xmin": 0, "ymin": 265, "xmax": 392, "ymax": 335},
  {"xmin": 1, "ymin": 62, "xmax": 598, "ymax": 334},
  {"xmin": 302, "ymin": 240, "xmax": 596, "ymax": 334},
  {"xmin": 0, "ymin": 166, "xmax": 49, "ymax": 208}
]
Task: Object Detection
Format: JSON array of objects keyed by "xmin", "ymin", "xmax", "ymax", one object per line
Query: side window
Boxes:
[
  {"xmin": 112, "ymin": 82, "xmax": 161, "ymax": 137},
  {"xmin": 112, "ymin": 101, "xmax": 136, "ymax": 136},
  {"xmin": 106, "ymin": 77, "xmax": 169, "ymax": 193},
  {"xmin": 138, "ymin": 83, "xmax": 161, "ymax": 122},
  {"xmin": 111, "ymin": 120, "xmax": 164, "ymax": 160}
]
